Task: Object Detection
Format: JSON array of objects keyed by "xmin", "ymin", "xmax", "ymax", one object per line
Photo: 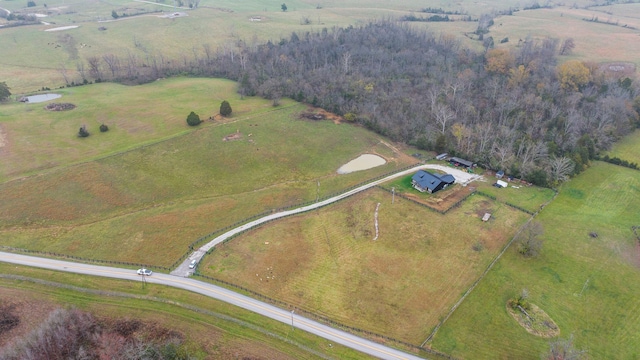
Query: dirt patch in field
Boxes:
[
  {"xmin": 223, "ymin": 131, "xmax": 242, "ymax": 141},
  {"xmin": 401, "ymin": 184, "xmax": 475, "ymax": 213},
  {"xmin": 473, "ymin": 199, "xmax": 493, "ymax": 218},
  {"xmin": 0, "ymin": 124, "xmax": 7, "ymax": 151},
  {"xmin": 44, "ymin": 102, "xmax": 76, "ymax": 111},
  {"xmin": 506, "ymin": 302, "xmax": 560, "ymax": 338},
  {"xmin": 299, "ymin": 107, "xmax": 343, "ymax": 124},
  {"xmin": 599, "ymin": 62, "xmax": 636, "ymax": 78}
]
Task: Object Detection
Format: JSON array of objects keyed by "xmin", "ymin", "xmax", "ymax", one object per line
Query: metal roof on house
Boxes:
[
  {"xmin": 412, "ymin": 170, "xmax": 455, "ymax": 192},
  {"xmin": 439, "ymin": 174, "xmax": 456, "ymax": 184}
]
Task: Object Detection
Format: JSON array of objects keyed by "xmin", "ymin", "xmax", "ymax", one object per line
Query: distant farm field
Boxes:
[
  {"xmin": 431, "ymin": 162, "xmax": 640, "ymax": 359},
  {"xmin": 200, "ymin": 187, "xmax": 531, "ymax": 343},
  {"xmin": 2, "ymin": 0, "xmax": 638, "ymax": 93},
  {"xmin": 0, "ymin": 79, "xmax": 418, "ymax": 266},
  {"xmin": 489, "ymin": 6, "xmax": 640, "ymax": 68}
]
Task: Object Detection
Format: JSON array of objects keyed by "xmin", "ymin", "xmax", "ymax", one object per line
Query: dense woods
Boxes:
[{"xmin": 75, "ymin": 20, "xmax": 639, "ymax": 185}]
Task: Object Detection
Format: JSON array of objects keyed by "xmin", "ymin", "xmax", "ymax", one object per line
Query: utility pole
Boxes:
[
  {"xmin": 392, "ymin": 187, "xmax": 395, "ymax": 204},
  {"xmin": 291, "ymin": 310, "xmax": 295, "ymax": 330}
]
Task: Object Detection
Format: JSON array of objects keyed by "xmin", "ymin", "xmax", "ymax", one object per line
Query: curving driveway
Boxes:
[
  {"xmin": 173, "ymin": 163, "xmax": 481, "ymax": 276},
  {"xmin": 0, "ymin": 163, "xmax": 479, "ymax": 359},
  {"xmin": 0, "ymin": 251, "xmax": 425, "ymax": 360}
]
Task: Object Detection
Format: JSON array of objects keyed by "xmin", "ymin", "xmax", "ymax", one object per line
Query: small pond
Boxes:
[{"xmin": 22, "ymin": 93, "xmax": 62, "ymax": 103}]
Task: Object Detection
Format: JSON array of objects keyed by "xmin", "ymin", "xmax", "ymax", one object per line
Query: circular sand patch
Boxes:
[{"xmin": 337, "ymin": 154, "xmax": 386, "ymax": 174}]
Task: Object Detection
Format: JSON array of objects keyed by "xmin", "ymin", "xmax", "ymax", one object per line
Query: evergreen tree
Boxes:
[
  {"xmin": 220, "ymin": 100, "xmax": 232, "ymax": 116},
  {"xmin": 186, "ymin": 111, "xmax": 202, "ymax": 126},
  {"xmin": 435, "ymin": 134, "xmax": 447, "ymax": 153},
  {"xmin": 0, "ymin": 82, "xmax": 11, "ymax": 102}
]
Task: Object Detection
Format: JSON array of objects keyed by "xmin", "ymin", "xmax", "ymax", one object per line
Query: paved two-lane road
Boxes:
[{"xmin": 0, "ymin": 251, "xmax": 426, "ymax": 360}]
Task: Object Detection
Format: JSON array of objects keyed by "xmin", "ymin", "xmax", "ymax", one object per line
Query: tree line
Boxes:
[{"xmin": 63, "ymin": 20, "xmax": 640, "ymax": 186}]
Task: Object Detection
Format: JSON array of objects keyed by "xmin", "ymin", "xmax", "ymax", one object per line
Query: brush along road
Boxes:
[{"xmin": 0, "ymin": 251, "xmax": 426, "ymax": 360}]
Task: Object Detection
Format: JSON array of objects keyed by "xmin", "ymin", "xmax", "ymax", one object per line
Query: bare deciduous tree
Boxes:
[
  {"xmin": 559, "ymin": 38, "xmax": 575, "ymax": 56},
  {"xmin": 434, "ymin": 103, "xmax": 456, "ymax": 134},
  {"xmin": 341, "ymin": 51, "xmax": 351, "ymax": 74},
  {"xmin": 57, "ymin": 63, "xmax": 70, "ymax": 85},
  {"xmin": 549, "ymin": 156, "xmax": 575, "ymax": 183},
  {"xmin": 86, "ymin": 56, "xmax": 102, "ymax": 80},
  {"xmin": 75, "ymin": 61, "xmax": 86, "ymax": 82},
  {"xmin": 546, "ymin": 335, "xmax": 587, "ymax": 360},
  {"xmin": 102, "ymin": 53, "xmax": 120, "ymax": 79},
  {"xmin": 516, "ymin": 221, "xmax": 544, "ymax": 258},
  {"xmin": 125, "ymin": 50, "xmax": 137, "ymax": 78},
  {"xmin": 517, "ymin": 140, "xmax": 548, "ymax": 178}
]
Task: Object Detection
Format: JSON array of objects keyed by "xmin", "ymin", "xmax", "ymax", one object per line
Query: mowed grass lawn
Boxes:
[
  {"xmin": 472, "ymin": 177, "xmax": 556, "ymax": 214},
  {"xmin": 200, "ymin": 187, "xmax": 530, "ymax": 343},
  {"xmin": 431, "ymin": 161, "xmax": 640, "ymax": 359},
  {"xmin": 0, "ymin": 78, "xmax": 418, "ymax": 266},
  {"xmin": 606, "ymin": 129, "xmax": 640, "ymax": 165}
]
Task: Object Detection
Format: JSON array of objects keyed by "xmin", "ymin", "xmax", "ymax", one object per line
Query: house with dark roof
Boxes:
[
  {"xmin": 411, "ymin": 170, "xmax": 456, "ymax": 194},
  {"xmin": 449, "ymin": 157, "xmax": 473, "ymax": 168}
]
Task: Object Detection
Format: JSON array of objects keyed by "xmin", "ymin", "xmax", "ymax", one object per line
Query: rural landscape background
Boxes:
[{"xmin": 1, "ymin": 0, "xmax": 640, "ymax": 359}]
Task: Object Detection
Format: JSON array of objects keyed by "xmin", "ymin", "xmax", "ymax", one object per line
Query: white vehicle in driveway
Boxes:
[
  {"xmin": 189, "ymin": 260, "xmax": 197, "ymax": 269},
  {"xmin": 137, "ymin": 268, "xmax": 152, "ymax": 276}
]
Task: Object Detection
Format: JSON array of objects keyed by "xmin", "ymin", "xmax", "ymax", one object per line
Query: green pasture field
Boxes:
[
  {"xmin": 472, "ymin": 178, "xmax": 556, "ymax": 214},
  {"xmin": 0, "ymin": 78, "xmax": 280, "ymax": 181},
  {"xmin": 0, "ymin": 263, "xmax": 371, "ymax": 359},
  {"xmin": 606, "ymin": 129, "xmax": 640, "ymax": 164},
  {"xmin": 431, "ymin": 161, "xmax": 640, "ymax": 359},
  {"xmin": 200, "ymin": 187, "xmax": 530, "ymax": 344},
  {"xmin": 0, "ymin": 78, "xmax": 418, "ymax": 266},
  {"xmin": 489, "ymin": 6, "xmax": 640, "ymax": 68}
]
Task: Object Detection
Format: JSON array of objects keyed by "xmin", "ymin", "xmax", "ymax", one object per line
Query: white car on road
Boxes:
[{"xmin": 137, "ymin": 268, "xmax": 152, "ymax": 276}]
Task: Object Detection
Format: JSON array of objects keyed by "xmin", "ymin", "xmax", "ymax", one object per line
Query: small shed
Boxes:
[
  {"xmin": 496, "ymin": 180, "xmax": 508, "ymax": 188},
  {"xmin": 482, "ymin": 213, "xmax": 491, "ymax": 222},
  {"xmin": 496, "ymin": 170, "xmax": 505, "ymax": 179},
  {"xmin": 449, "ymin": 157, "xmax": 473, "ymax": 168},
  {"xmin": 436, "ymin": 153, "xmax": 448, "ymax": 160}
]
